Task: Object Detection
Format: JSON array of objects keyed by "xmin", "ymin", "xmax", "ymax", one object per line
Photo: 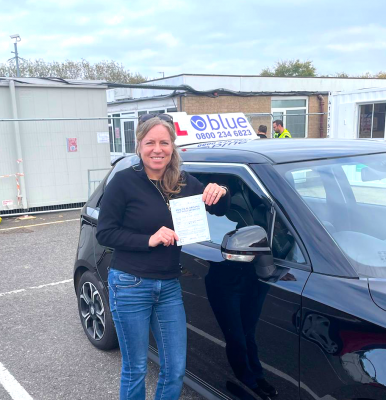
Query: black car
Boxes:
[{"xmin": 74, "ymin": 138, "xmax": 386, "ymax": 400}]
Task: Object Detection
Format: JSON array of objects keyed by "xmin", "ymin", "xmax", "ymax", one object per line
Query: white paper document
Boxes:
[{"xmin": 169, "ymin": 194, "xmax": 211, "ymax": 246}]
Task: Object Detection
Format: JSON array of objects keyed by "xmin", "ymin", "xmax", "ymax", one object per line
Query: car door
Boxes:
[
  {"xmin": 80, "ymin": 182, "xmax": 110, "ymax": 284},
  {"xmin": 180, "ymin": 162, "xmax": 311, "ymax": 400},
  {"xmin": 83, "ymin": 187, "xmax": 113, "ymax": 285}
]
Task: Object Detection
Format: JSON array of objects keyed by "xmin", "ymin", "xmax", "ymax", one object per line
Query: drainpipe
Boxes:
[
  {"xmin": 317, "ymin": 94, "xmax": 325, "ymax": 138},
  {"xmin": 9, "ymin": 79, "xmax": 28, "ymax": 209}
]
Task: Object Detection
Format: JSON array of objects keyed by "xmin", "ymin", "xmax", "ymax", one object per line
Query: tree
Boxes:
[
  {"xmin": 334, "ymin": 72, "xmax": 349, "ymax": 78},
  {"xmin": 376, "ymin": 71, "xmax": 386, "ymax": 79},
  {"xmin": 358, "ymin": 71, "xmax": 373, "ymax": 79},
  {"xmin": 260, "ymin": 59, "xmax": 317, "ymax": 77},
  {"xmin": 0, "ymin": 59, "xmax": 147, "ymax": 83}
]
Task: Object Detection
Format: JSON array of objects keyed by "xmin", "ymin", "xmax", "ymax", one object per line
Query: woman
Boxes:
[{"xmin": 96, "ymin": 114, "xmax": 230, "ymax": 400}]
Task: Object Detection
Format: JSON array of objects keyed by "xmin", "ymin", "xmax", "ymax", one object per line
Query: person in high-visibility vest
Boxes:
[{"xmin": 273, "ymin": 119, "xmax": 292, "ymax": 138}]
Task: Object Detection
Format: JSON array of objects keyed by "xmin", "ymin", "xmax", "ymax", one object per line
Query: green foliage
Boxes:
[
  {"xmin": 355, "ymin": 71, "xmax": 386, "ymax": 78},
  {"xmin": 375, "ymin": 71, "xmax": 386, "ymax": 79},
  {"xmin": 334, "ymin": 72, "xmax": 349, "ymax": 78},
  {"xmin": 260, "ymin": 61, "xmax": 386, "ymax": 79},
  {"xmin": 0, "ymin": 59, "xmax": 147, "ymax": 83},
  {"xmin": 357, "ymin": 71, "xmax": 373, "ymax": 79},
  {"xmin": 260, "ymin": 59, "xmax": 317, "ymax": 77}
]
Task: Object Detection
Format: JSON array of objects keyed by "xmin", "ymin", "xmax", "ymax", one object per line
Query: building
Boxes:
[
  {"xmin": 0, "ymin": 77, "xmax": 110, "ymax": 215},
  {"xmin": 328, "ymin": 87, "xmax": 386, "ymax": 139},
  {"xmin": 106, "ymin": 74, "xmax": 386, "ymax": 158}
]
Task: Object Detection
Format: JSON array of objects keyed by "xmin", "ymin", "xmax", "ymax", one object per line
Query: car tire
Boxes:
[{"xmin": 77, "ymin": 270, "xmax": 118, "ymax": 350}]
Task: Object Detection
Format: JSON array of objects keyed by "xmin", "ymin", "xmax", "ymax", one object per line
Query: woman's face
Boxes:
[{"xmin": 139, "ymin": 124, "xmax": 173, "ymax": 178}]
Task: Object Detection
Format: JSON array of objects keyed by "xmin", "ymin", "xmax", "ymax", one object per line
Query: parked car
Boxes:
[{"xmin": 74, "ymin": 138, "xmax": 386, "ymax": 400}]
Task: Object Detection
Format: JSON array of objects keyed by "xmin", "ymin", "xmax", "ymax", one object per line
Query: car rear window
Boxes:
[{"xmin": 106, "ymin": 155, "xmax": 140, "ymax": 186}]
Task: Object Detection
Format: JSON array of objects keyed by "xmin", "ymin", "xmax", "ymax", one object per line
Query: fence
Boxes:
[
  {"xmin": 88, "ymin": 168, "xmax": 111, "ymax": 198},
  {"xmin": 245, "ymin": 112, "xmax": 328, "ymax": 139},
  {"xmin": 0, "ymin": 117, "xmax": 112, "ymax": 217},
  {"xmin": 0, "ymin": 112, "xmax": 329, "ymax": 217}
]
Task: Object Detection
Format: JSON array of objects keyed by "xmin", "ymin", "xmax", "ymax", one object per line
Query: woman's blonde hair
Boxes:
[{"xmin": 135, "ymin": 117, "xmax": 185, "ymax": 196}]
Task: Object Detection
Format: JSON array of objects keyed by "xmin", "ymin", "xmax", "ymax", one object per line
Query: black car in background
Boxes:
[{"xmin": 74, "ymin": 138, "xmax": 386, "ymax": 400}]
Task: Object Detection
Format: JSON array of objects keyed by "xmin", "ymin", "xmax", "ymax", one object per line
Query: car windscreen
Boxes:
[
  {"xmin": 274, "ymin": 153, "xmax": 386, "ymax": 278},
  {"xmin": 106, "ymin": 154, "xmax": 140, "ymax": 186}
]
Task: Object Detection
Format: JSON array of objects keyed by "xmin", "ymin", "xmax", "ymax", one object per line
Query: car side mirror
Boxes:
[{"xmin": 221, "ymin": 226, "xmax": 276, "ymax": 279}]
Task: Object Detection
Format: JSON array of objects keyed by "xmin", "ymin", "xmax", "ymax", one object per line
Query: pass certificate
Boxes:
[{"xmin": 169, "ymin": 195, "xmax": 211, "ymax": 246}]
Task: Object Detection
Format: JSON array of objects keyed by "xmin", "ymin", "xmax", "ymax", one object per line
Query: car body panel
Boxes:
[
  {"xmin": 368, "ymin": 280, "xmax": 386, "ymax": 312},
  {"xmin": 301, "ymin": 274, "xmax": 386, "ymax": 399},
  {"xmin": 181, "ymin": 138, "xmax": 386, "ymax": 164},
  {"xmin": 178, "ymin": 242, "xmax": 311, "ymax": 400}
]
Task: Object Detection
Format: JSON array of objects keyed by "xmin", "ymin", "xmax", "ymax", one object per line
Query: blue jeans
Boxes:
[{"xmin": 108, "ymin": 268, "xmax": 187, "ymax": 400}]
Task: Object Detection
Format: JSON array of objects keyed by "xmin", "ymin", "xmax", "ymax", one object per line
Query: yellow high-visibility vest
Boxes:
[{"xmin": 274, "ymin": 129, "xmax": 292, "ymax": 138}]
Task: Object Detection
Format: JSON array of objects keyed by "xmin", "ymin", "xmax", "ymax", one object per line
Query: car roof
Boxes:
[{"xmin": 179, "ymin": 138, "xmax": 386, "ymax": 164}]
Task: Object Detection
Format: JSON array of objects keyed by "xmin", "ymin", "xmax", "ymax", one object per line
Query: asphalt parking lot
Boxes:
[{"xmin": 0, "ymin": 210, "xmax": 204, "ymax": 400}]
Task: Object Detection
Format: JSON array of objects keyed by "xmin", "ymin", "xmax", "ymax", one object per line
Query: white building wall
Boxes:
[
  {"xmin": 0, "ymin": 87, "xmax": 18, "ymax": 207},
  {"xmin": 108, "ymin": 97, "xmax": 177, "ymax": 114},
  {"xmin": 0, "ymin": 81, "xmax": 110, "ymax": 212},
  {"xmin": 184, "ymin": 75, "xmax": 386, "ymax": 93},
  {"xmin": 328, "ymin": 87, "xmax": 386, "ymax": 139}
]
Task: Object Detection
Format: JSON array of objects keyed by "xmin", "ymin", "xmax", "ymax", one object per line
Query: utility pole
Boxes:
[{"xmin": 9, "ymin": 34, "xmax": 22, "ymax": 77}]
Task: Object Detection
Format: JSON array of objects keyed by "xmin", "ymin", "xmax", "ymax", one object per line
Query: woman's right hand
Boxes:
[{"xmin": 149, "ymin": 226, "xmax": 179, "ymax": 247}]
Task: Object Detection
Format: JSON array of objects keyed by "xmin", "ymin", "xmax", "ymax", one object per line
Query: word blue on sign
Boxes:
[{"xmin": 190, "ymin": 114, "xmax": 248, "ymax": 132}]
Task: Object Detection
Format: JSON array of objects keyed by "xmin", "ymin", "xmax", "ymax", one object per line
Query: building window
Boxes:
[
  {"xmin": 271, "ymin": 98, "xmax": 307, "ymax": 138},
  {"xmin": 108, "ymin": 115, "xmax": 114, "ymax": 153},
  {"xmin": 358, "ymin": 103, "xmax": 386, "ymax": 139},
  {"xmin": 112, "ymin": 113, "xmax": 122, "ymax": 152},
  {"xmin": 108, "ymin": 108, "xmax": 178, "ymax": 154},
  {"xmin": 124, "ymin": 120, "xmax": 135, "ymax": 153},
  {"xmin": 108, "ymin": 114, "xmax": 122, "ymax": 153}
]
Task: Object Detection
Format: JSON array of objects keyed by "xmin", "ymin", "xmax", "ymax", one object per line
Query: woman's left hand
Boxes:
[{"xmin": 202, "ymin": 183, "xmax": 227, "ymax": 206}]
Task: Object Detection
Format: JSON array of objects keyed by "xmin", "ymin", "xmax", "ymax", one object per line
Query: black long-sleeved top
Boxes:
[{"xmin": 96, "ymin": 163, "xmax": 230, "ymax": 279}]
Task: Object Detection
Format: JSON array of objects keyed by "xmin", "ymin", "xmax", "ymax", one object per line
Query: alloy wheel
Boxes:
[{"xmin": 79, "ymin": 281, "xmax": 105, "ymax": 341}]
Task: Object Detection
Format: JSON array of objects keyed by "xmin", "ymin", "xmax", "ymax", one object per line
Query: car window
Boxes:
[
  {"xmin": 206, "ymin": 214, "xmax": 238, "ymax": 245},
  {"xmin": 342, "ymin": 164, "xmax": 386, "ymax": 206},
  {"xmin": 272, "ymin": 213, "xmax": 306, "ymax": 264},
  {"xmin": 291, "ymin": 169, "xmax": 326, "ymax": 199},
  {"xmin": 193, "ymin": 173, "xmax": 306, "ymax": 265},
  {"xmin": 276, "ymin": 153, "xmax": 386, "ymax": 278},
  {"xmin": 106, "ymin": 154, "xmax": 140, "ymax": 186},
  {"xmin": 197, "ymin": 174, "xmax": 269, "ymax": 244}
]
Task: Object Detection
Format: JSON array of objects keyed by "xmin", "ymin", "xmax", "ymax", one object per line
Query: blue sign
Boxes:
[
  {"xmin": 190, "ymin": 116, "xmax": 207, "ymax": 131},
  {"xmin": 173, "ymin": 112, "xmax": 257, "ymax": 146},
  {"xmin": 190, "ymin": 114, "xmax": 248, "ymax": 132}
]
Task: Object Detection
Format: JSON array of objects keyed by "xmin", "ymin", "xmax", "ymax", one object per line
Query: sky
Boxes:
[{"xmin": 1, "ymin": 0, "xmax": 386, "ymax": 80}]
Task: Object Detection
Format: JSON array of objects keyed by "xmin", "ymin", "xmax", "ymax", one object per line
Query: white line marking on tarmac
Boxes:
[
  {"xmin": 0, "ymin": 362, "xmax": 34, "ymax": 400},
  {"xmin": 0, "ymin": 279, "xmax": 73, "ymax": 297},
  {"xmin": 0, "ymin": 219, "xmax": 78, "ymax": 231},
  {"xmin": 0, "ymin": 279, "xmax": 74, "ymax": 398}
]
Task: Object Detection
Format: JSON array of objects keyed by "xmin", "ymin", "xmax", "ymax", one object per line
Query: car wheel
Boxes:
[{"xmin": 77, "ymin": 270, "xmax": 118, "ymax": 350}]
